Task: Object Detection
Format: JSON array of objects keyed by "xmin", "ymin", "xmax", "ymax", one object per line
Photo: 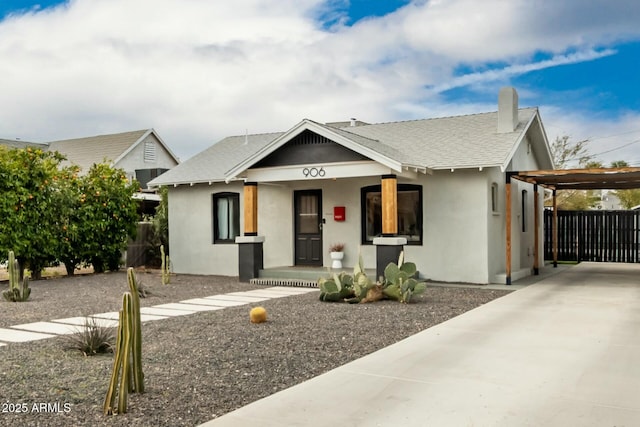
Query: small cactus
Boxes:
[
  {"xmin": 2, "ymin": 251, "xmax": 30, "ymax": 302},
  {"xmin": 250, "ymin": 306, "xmax": 267, "ymax": 323}
]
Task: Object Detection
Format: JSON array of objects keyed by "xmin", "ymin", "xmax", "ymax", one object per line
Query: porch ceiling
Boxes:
[{"xmin": 511, "ymin": 167, "xmax": 640, "ymax": 190}]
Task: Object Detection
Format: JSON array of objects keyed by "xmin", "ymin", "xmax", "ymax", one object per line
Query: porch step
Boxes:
[
  {"xmin": 258, "ymin": 267, "xmax": 329, "ymax": 282},
  {"xmin": 250, "ymin": 278, "xmax": 318, "ymax": 288}
]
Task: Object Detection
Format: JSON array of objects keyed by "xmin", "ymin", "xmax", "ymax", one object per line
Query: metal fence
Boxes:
[{"xmin": 544, "ymin": 210, "xmax": 640, "ymax": 263}]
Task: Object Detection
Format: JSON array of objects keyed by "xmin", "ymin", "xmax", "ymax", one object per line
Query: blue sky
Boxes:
[{"xmin": 1, "ymin": 0, "xmax": 640, "ymax": 166}]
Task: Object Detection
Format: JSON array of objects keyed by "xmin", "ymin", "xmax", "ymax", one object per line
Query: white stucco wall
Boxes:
[
  {"xmin": 167, "ymin": 183, "xmax": 242, "ymax": 276},
  {"xmin": 167, "ymin": 171, "xmax": 500, "ymax": 283},
  {"xmin": 503, "ymin": 134, "xmax": 546, "ymax": 280}
]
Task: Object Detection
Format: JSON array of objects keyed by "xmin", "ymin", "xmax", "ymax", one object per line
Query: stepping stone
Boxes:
[
  {"xmin": 11, "ymin": 322, "xmax": 77, "ymax": 335},
  {"xmin": 51, "ymin": 317, "xmax": 119, "ymax": 328},
  {"xmin": 213, "ymin": 294, "xmax": 270, "ymax": 302},
  {"xmin": 0, "ymin": 327, "xmax": 54, "ymax": 343},
  {"xmin": 202, "ymin": 297, "xmax": 250, "ymax": 307},
  {"xmin": 91, "ymin": 312, "xmax": 167, "ymax": 322},
  {"xmin": 140, "ymin": 307, "xmax": 196, "ymax": 317},
  {"xmin": 180, "ymin": 298, "xmax": 247, "ymax": 307},
  {"xmin": 153, "ymin": 303, "xmax": 225, "ymax": 312},
  {"xmin": 227, "ymin": 290, "xmax": 292, "ymax": 299}
]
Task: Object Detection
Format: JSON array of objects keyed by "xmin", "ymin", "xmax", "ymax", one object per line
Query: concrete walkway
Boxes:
[
  {"xmin": 0, "ymin": 286, "xmax": 318, "ymax": 347},
  {"xmin": 201, "ymin": 262, "xmax": 640, "ymax": 427}
]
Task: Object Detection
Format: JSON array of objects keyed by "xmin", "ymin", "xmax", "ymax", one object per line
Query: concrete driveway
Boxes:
[{"xmin": 201, "ymin": 262, "xmax": 640, "ymax": 426}]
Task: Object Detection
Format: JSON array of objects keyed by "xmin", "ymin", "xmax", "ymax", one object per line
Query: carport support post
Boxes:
[
  {"xmin": 533, "ymin": 184, "xmax": 539, "ymax": 275},
  {"xmin": 553, "ymin": 189, "xmax": 558, "ymax": 268},
  {"xmin": 236, "ymin": 182, "xmax": 264, "ymax": 282},
  {"xmin": 505, "ymin": 173, "xmax": 513, "ymax": 285}
]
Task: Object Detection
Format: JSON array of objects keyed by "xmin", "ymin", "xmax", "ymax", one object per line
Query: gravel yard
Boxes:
[{"xmin": 0, "ymin": 270, "xmax": 511, "ymax": 426}]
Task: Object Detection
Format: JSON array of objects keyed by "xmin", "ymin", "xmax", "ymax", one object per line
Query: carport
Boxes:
[{"xmin": 505, "ymin": 167, "xmax": 640, "ymax": 284}]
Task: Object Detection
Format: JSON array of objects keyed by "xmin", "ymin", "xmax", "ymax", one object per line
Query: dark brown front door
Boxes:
[{"xmin": 294, "ymin": 190, "xmax": 323, "ymax": 266}]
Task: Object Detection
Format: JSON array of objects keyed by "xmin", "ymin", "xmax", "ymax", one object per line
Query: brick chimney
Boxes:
[{"xmin": 497, "ymin": 87, "xmax": 518, "ymax": 133}]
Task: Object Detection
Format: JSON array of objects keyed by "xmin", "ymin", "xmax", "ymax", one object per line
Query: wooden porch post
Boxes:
[
  {"xmin": 381, "ymin": 175, "xmax": 398, "ymax": 236},
  {"xmin": 533, "ymin": 184, "xmax": 539, "ymax": 275},
  {"xmin": 552, "ymin": 189, "xmax": 558, "ymax": 268},
  {"xmin": 505, "ymin": 174, "xmax": 512, "ymax": 285},
  {"xmin": 375, "ymin": 175, "xmax": 404, "ymax": 279},
  {"xmin": 243, "ymin": 182, "xmax": 258, "ymax": 236}
]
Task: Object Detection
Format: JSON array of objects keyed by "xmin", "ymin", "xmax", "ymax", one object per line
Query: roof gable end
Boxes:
[{"xmin": 224, "ymin": 119, "xmax": 402, "ymax": 182}]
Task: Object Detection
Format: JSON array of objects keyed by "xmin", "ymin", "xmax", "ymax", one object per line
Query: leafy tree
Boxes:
[
  {"xmin": 78, "ymin": 163, "xmax": 139, "ymax": 273},
  {"xmin": 153, "ymin": 185, "xmax": 169, "ymax": 253},
  {"xmin": 609, "ymin": 160, "xmax": 640, "ymax": 209},
  {"xmin": 0, "ymin": 147, "xmax": 70, "ymax": 279},
  {"xmin": 551, "ymin": 135, "xmax": 591, "ymax": 169},
  {"xmin": 55, "ymin": 165, "xmax": 84, "ymax": 275},
  {"xmin": 550, "ymin": 136, "xmax": 600, "ymax": 210}
]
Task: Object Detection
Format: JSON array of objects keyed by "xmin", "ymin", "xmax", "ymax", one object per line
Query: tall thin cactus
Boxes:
[
  {"xmin": 160, "ymin": 245, "xmax": 170, "ymax": 285},
  {"xmin": 127, "ymin": 268, "xmax": 144, "ymax": 393},
  {"xmin": 103, "ymin": 269, "xmax": 144, "ymax": 416}
]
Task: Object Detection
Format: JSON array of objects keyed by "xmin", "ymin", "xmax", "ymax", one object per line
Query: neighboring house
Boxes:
[
  {"xmin": 47, "ymin": 129, "xmax": 180, "ymax": 189},
  {"xmin": 2, "ymin": 129, "xmax": 179, "ymax": 189},
  {"xmin": 150, "ymin": 87, "xmax": 553, "ymax": 284},
  {"xmin": 594, "ymin": 190, "xmax": 623, "ymax": 210}
]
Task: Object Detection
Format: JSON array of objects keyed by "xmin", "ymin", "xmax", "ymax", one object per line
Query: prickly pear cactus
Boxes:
[
  {"xmin": 318, "ymin": 272, "xmax": 355, "ymax": 302},
  {"xmin": 381, "ymin": 256, "xmax": 426, "ymax": 303}
]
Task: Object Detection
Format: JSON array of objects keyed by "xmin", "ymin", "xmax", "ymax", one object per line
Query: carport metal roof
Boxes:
[{"xmin": 509, "ymin": 167, "xmax": 640, "ymax": 190}]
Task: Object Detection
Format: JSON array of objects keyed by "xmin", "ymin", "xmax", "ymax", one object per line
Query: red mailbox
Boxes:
[{"xmin": 334, "ymin": 206, "xmax": 345, "ymax": 221}]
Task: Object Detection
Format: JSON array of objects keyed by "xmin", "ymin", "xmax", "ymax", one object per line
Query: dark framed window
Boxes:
[
  {"xmin": 491, "ymin": 182, "xmax": 499, "ymax": 213},
  {"xmin": 361, "ymin": 184, "xmax": 423, "ymax": 245},
  {"xmin": 213, "ymin": 192, "xmax": 240, "ymax": 244}
]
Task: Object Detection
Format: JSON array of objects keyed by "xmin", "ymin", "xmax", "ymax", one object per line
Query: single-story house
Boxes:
[{"xmin": 150, "ymin": 87, "xmax": 554, "ymax": 284}]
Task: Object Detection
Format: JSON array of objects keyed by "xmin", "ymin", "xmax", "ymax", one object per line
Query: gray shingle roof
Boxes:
[
  {"xmin": 149, "ymin": 108, "xmax": 542, "ymax": 186},
  {"xmin": 335, "ymin": 108, "xmax": 538, "ymax": 169},
  {"xmin": 150, "ymin": 132, "xmax": 284, "ymax": 186},
  {"xmin": 47, "ymin": 129, "xmax": 150, "ymax": 171},
  {"xmin": 0, "ymin": 138, "xmax": 48, "ymax": 150}
]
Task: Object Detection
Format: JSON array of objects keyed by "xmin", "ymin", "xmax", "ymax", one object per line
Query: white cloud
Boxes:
[{"xmin": 0, "ymin": 0, "xmax": 639, "ymax": 160}]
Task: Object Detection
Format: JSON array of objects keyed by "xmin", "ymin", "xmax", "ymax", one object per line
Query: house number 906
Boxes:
[{"xmin": 302, "ymin": 167, "xmax": 325, "ymax": 178}]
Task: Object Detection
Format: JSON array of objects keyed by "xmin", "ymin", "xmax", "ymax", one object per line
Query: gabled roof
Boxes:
[
  {"xmin": 47, "ymin": 129, "xmax": 180, "ymax": 171},
  {"xmin": 150, "ymin": 107, "xmax": 551, "ymax": 187}
]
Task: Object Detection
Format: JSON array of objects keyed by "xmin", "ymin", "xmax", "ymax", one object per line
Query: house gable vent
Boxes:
[
  {"xmin": 144, "ymin": 141, "xmax": 156, "ymax": 162},
  {"xmin": 253, "ymin": 130, "xmax": 369, "ymax": 168}
]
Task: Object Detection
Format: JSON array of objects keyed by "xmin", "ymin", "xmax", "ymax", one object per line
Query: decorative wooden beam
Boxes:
[
  {"xmin": 533, "ymin": 184, "xmax": 539, "ymax": 275},
  {"xmin": 243, "ymin": 182, "xmax": 258, "ymax": 236},
  {"xmin": 381, "ymin": 175, "xmax": 398, "ymax": 236}
]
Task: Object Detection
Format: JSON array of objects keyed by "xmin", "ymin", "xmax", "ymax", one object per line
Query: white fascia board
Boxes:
[
  {"xmin": 113, "ymin": 129, "xmax": 153, "ymax": 166},
  {"xmin": 148, "ymin": 128, "xmax": 181, "ymax": 164},
  {"xmin": 500, "ymin": 113, "xmax": 536, "ymax": 172},
  {"xmin": 531, "ymin": 111, "xmax": 555, "ymax": 170},
  {"xmin": 246, "ymin": 161, "xmax": 410, "ymax": 183},
  {"xmin": 224, "ymin": 120, "xmax": 402, "ymax": 182}
]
